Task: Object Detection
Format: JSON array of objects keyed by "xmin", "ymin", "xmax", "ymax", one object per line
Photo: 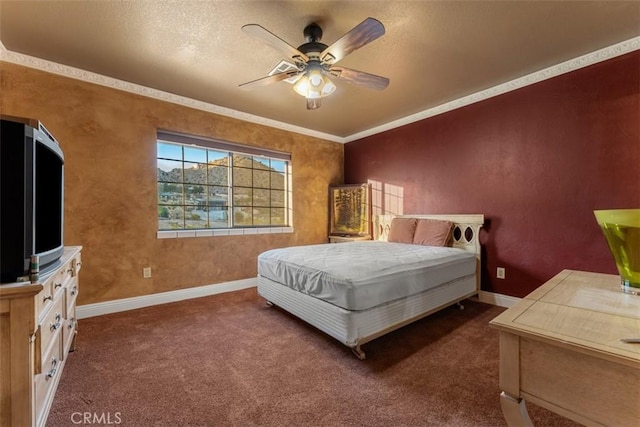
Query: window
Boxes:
[{"xmin": 157, "ymin": 131, "xmax": 292, "ymax": 231}]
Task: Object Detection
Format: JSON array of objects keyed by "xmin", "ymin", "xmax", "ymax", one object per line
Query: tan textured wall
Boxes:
[{"xmin": 1, "ymin": 62, "xmax": 343, "ymax": 304}]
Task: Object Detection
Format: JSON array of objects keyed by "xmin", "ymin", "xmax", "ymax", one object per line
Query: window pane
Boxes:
[
  {"xmin": 253, "ymin": 189, "xmax": 270, "ymax": 207},
  {"xmin": 208, "ymin": 150, "xmax": 228, "ymax": 164},
  {"xmin": 233, "ymin": 207, "xmax": 253, "ymax": 226},
  {"xmin": 271, "ymin": 190, "xmax": 285, "ymax": 208},
  {"xmin": 253, "ymin": 169, "xmax": 270, "ymax": 189},
  {"xmin": 208, "ymin": 186, "xmax": 229, "ymax": 202},
  {"xmin": 184, "ymin": 162, "xmax": 206, "ymax": 184},
  {"xmin": 253, "ymin": 156, "xmax": 270, "ymax": 170},
  {"xmin": 253, "ymin": 207, "xmax": 271, "ymax": 225},
  {"xmin": 271, "ymin": 160, "xmax": 285, "ymax": 172},
  {"xmin": 157, "ymin": 160, "xmax": 183, "ymax": 182},
  {"xmin": 185, "ymin": 205, "xmax": 208, "ymax": 229},
  {"xmin": 158, "ymin": 210, "xmax": 184, "ymax": 230},
  {"xmin": 233, "ymin": 187, "xmax": 252, "ymax": 206},
  {"xmin": 209, "ymin": 207, "xmax": 230, "ymax": 228},
  {"xmin": 158, "ymin": 183, "xmax": 183, "ymax": 205},
  {"xmin": 158, "ymin": 206, "xmax": 175, "ymax": 229},
  {"xmin": 232, "ymin": 153, "xmax": 253, "ymax": 168},
  {"xmin": 161, "ymin": 206, "xmax": 185, "ymax": 225},
  {"xmin": 184, "ymin": 146, "xmax": 207, "ymax": 163},
  {"xmin": 271, "ymin": 171, "xmax": 285, "ymax": 190},
  {"xmin": 158, "ymin": 142, "xmax": 182, "ymax": 160},
  {"xmin": 271, "ymin": 208, "xmax": 286, "ymax": 225},
  {"xmin": 208, "ymin": 165, "xmax": 228, "ymax": 186},
  {"xmin": 185, "ymin": 184, "xmax": 206, "ymax": 208},
  {"xmin": 233, "ymin": 167, "xmax": 252, "ymax": 187}
]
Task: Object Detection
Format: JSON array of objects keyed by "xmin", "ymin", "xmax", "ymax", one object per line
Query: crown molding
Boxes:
[
  {"xmin": 0, "ymin": 41, "xmax": 343, "ymax": 144},
  {"xmin": 344, "ymin": 36, "xmax": 640, "ymax": 142},
  {"xmin": 2, "ymin": 36, "xmax": 639, "ymax": 144}
]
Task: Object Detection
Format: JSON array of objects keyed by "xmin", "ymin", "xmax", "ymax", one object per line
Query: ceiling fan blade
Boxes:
[
  {"xmin": 242, "ymin": 24, "xmax": 309, "ymax": 63},
  {"xmin": 329, "ymin": 67, "xmax": 389, "ymax": 90},
  {"xmin": 239, "ymin": 70, "xmax": 302, "ymax": 90},
  {"xmin": 320, "ymin": 17, "xmax": 385, "ymax": 64}
]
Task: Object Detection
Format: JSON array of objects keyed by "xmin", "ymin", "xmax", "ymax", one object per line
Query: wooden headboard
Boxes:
[
  {"xmin": 373, "ymin": 214, "xmax": 485, "ymax": 289},
  {"xmin": 374, "ymin": 214, "xmax": 484, "ymax": 254}
]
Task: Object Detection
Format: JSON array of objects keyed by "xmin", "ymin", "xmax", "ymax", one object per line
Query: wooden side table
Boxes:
[
  {"xmin": 490, "ymin": 269, "xmax": 640, "ymax": 426},
  {"xmin": 328, "ymin": 235, "xmax": 372, "ymax": 243}
]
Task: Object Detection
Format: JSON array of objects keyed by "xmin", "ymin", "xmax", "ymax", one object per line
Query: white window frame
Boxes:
[{"xmin": 156, "ymin": 130, "xmax": 293, "ymax": 239}]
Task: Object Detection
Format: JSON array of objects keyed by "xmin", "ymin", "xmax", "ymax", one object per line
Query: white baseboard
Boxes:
[
  {"xmin": 477, "ymin": 290, "xmax": 521, "ymax": 308},
  {"xmin": 76, "ymin": 277, "xmax": 257, "ymax": 319},
  {"xmin": 77, "ymin": 279, "xmax": 519, "ymax": 319}
]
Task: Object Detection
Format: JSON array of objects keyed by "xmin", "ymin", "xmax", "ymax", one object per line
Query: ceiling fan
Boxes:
[{"xmin": 239, "ymin": 17, "xmax": 389, "ymax": 110}]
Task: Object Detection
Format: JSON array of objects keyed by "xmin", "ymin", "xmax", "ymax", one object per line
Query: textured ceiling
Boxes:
[{"xmin": 1, "ymin": 1, "xmax": 639, "ymax": 139}]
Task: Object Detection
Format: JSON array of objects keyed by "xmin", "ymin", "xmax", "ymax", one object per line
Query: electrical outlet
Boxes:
[
  {"xmin": 497, "ymin": 267, "xmax": 505, "ymax": 279},
  {"xmin": 143, "ymin": 267, "xmax": 152, "ymax": 278}
]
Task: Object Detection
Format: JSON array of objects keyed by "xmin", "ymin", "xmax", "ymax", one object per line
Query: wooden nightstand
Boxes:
[{"xmin": 328, "ymin": 235, "xmax": 372, "ymax": 243}]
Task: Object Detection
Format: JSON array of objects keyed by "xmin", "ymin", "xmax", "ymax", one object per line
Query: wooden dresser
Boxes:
[
  {"xmin": 0, "ymin": 246, "xmax": 82, "ymax": 427},
  {"xmin": 490, "ymin": 269, "xmax": 640, "ymax": 426}
]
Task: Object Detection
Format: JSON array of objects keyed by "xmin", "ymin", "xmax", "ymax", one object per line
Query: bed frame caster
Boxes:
[
  {"xmin": 456, "ymin": 301, "xmax": 465, "ymax": 310},
  {"xmin": 351, "ymin": 345, "xmax": 366, "ymax": 360},
  {"xmin": 265, "ymin": 300, "xmax": 274, "ymax": 307}
]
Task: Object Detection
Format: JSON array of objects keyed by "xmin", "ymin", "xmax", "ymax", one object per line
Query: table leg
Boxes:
[{"xmin": 500, "ymin": 391, "xmax": 533, "ymax": 427}]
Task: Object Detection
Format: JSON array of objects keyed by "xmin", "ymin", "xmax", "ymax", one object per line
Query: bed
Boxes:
[{"xmin": 257, "ymin": 214, "xmax": 484, "ymax": 359}]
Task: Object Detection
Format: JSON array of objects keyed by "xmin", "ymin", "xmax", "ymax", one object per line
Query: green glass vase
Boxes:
[{"xmin": 594, "ymin": 209, "xmax": 640, "ymax": 295}]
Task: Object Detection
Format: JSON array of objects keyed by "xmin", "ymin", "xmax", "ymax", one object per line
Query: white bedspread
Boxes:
[{"xmin": 257, "ymin": 241, "xmax": 476, "ymax": 311}]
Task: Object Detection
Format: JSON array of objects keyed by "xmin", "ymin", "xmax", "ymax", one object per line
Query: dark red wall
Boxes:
[{"xmin": 345, "ymin": 51, "xmax": 640, "ymax": 297}]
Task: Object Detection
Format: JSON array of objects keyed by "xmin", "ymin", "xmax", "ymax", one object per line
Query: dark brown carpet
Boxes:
[{"xmin": 47, "ymin": 289, "xmax": 577, "ymax": 426}]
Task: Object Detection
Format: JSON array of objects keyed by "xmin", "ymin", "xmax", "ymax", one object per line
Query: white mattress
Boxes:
[{"xmin": 257, "ymin": 241, "xmax": 476, "ymax": 311}]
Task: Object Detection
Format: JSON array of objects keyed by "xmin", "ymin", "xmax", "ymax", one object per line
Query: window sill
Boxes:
[{"xmin": 157, "ymin": 227, "xmax": 294, "ymax": 239}]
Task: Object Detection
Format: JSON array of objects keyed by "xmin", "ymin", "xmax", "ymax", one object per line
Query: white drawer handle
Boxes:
[
  {"xmin": 54, "ymin": 282, "xmax": 62, "ymax": 289},
  {"xmin": 43, "ymin": 295, "xmax": 53, "ymax": 303},
  {"xmin": 50, "ymin": 314, "xmax": 62, "ymax": 331},
  {"xmin": 68, "ymin": 317, "xmax": 76, "ymax": 329},
  {"xmin": 70, "ymin": 286, "xmax": 77, "ymax": 296},
  {"xmin": 46, "ymin": 357, "xmax": 58, "ymax": 380}
]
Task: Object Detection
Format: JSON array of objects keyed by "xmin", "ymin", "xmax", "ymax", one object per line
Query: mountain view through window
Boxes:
[{"xmin": 157, "ymin": 139, "xmax": 291, "ymax": 230}]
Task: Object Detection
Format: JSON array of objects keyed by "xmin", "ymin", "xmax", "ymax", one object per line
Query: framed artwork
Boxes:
[{"xmin": 329, "ymin": 184, "xmax": 371, "ymax": 236}]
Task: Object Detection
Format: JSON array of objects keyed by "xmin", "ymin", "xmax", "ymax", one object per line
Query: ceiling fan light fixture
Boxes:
[
  {"xmin": 309, "ymin": 69, "xmax": 323, "ymax": 87},
  {"xmin": 293, "ymin": 67, "xmax": 336, "ymax": 109},
  {"xmin": 321, "ymin": 79, "xmax": 336, "ymax": 96}
]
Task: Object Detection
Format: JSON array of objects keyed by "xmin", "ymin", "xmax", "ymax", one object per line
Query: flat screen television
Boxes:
[{"xmin": 1, "ymin": 116, "xmax": 64, "ymax": 283}]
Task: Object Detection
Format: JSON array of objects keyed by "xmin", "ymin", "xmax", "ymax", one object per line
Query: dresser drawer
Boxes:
[
  {"xmin": 65, "ymin": 278, "xmax": 79, "ymax": 317},
  {"xmin": 34, "ymin": 330, "xmax": 63, "ymax": 427},
  {"xmin": 51, "ymin": 275, "xmax": 66, "ymax": 301},
  {"xmin": 57, "ymin": 258, "xmax": 75, "ymax": 288},
  {"xmin": 36, "ymin": 281, "xmax": 54, "ymax": 322},
  {"xmin": 63, "ymin": 307, "xmax": 77, "ymax": 357},
  {"xmin": 36, "ymin": 265, "xmax": 67, "ymax": 322},
  {"xmin": 39, "ymin": 294, "xmax": 64, "ymax": 362},
  {"xmin": 51, "ymin": 264, "xmax": 70, "ymax": 293}
]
